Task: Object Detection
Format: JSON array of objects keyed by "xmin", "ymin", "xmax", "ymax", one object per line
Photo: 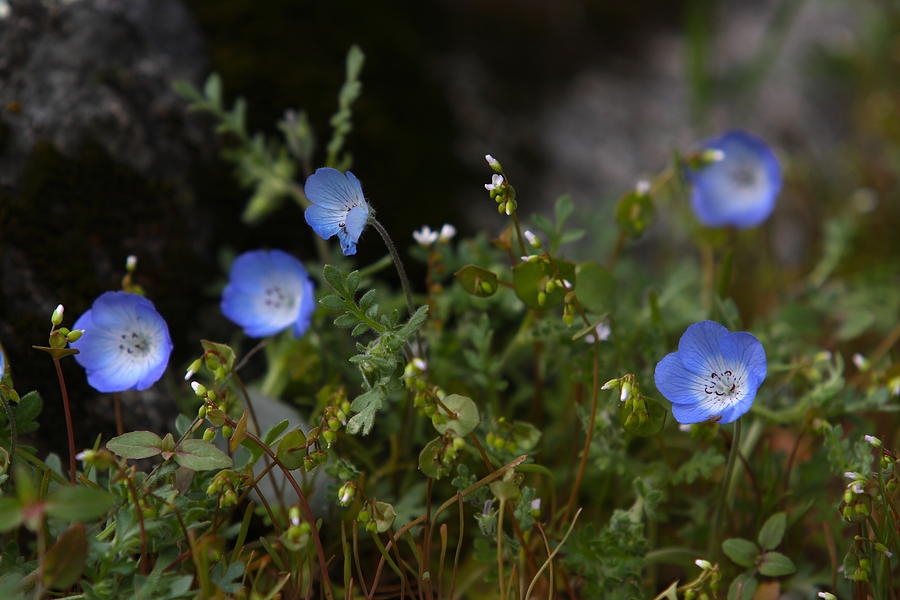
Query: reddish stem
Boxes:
[{"xmin": 52, "ymin": 358, "xmax": 76, "ymax": 483}]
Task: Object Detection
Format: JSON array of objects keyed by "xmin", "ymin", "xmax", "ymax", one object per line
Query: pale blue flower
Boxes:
[
  {"xmin": 654, "ymin": 320, "xmax": 766, "ymax": 424},
  {"xmin": 303, "ymin": 168, "xmax": 370, "ymax": 256},
  {"xmin": 221, "ymin": 249, "xmax": 316, "ymax": 338},
  {"xmin": 688, "ymin": 130, "xmax": 781, "ymax": 228},
  {"xmin": 0, "ymin": 346, "xmax": 5, "ymax": 380},
  {"xmin": 71, "ymin": 292, "xmax": 173, "ymax": 393}
]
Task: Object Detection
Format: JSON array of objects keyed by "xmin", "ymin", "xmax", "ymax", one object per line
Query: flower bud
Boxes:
[
  {"xmin": 66, "ymin": 329, "xmax": 85, "ymax": 343},
  {"xmin": 694, "ymin": 559, "xmax": 712, "ymax": 570},
  {"xmin": 126, "ymin": 255, "xmax": 138, "ymax": 272},
  {"xmin": 485, "ymin": 154, "xmax": 502, "ymax": 173},
  {"xmin": 203, "ymin": 428, "xmax": 216, "ymax": 442},
  {"xmin": 190, "ymin": 381, "xmax": 207, "ymax": 397},
  {"xmin": 863, "ymin": 435, "xmax": 882, "ymax": 448},
  {"xmin": 51, "ymin": 304, "xmax": 64, "ymax": 326},
  {"xmin": 185, "ymin": 358, "xmax": 202, "ymax": 381},
  {"xmin": 523, "ymin": 230, "xmax": 541, "ymax": 249}
]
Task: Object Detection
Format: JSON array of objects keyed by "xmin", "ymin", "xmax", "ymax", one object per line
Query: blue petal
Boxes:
[
  {"xmin": 304, "ymin": 167, "xmax": 366, "ymax": 211},
  {"xmin": 719, "ymin": 331, "xmax": 767, "ymax": 385},
  {"xmin": 0, "ymin": 347, "xmax": 4, "ymax": 380},
  {"xmin": 689, "ymin": 130, "xmax": 781, "ymax": 228},
  {"xmin": 304, "ymin": 203, "xmax": 345, "ymax": 241},
  {"xmin": 292, "ymin": 277, "xmax": 317, "ymax": 338},
  {"xmin": 672, "ymin": 402, "xmax": 719, "ymax": 424},
  {"xmin": 676, "ymin": 321, "xmax": 729, "ymax": 375},
  {"xmin": 654, "ymin": 353, "xmax": 706, "ymax": 405},
  {"xmin": 717, "ymin": 370, "xmax": 763, "ymax": 423}
]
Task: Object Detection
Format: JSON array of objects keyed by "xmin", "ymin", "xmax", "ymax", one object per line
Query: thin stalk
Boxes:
[
  {"xmin": 371, "ymin": 218, "xmax": 417, "ymax": 320},
  {"xmin": 524, "ymin": 509, "xmax": 582, "ymax": 600},
  {"xmin": 709, "ymin": 418, "xmax": 743, "ymax": 556},
  {"xmin": 0, "ymin": 389, "xmax": 16, "ymax": 463},
  {"xmin": 510, "ymin": 212, "xmax": 528, "ymax": 258},
  {"xmin": 113, "ymin": 393, "xmax": 124, "ymax": 436},
  {"xmin": 52, "ymin": 358, "xmax": 76, "ymax": 483},
  {"xmin": 497, "ymin": 498, "xmax": 507, "ymax": 600},
  {"xmin": 560, "ymin": 340, "xmax": 600, "ymax": 525}
]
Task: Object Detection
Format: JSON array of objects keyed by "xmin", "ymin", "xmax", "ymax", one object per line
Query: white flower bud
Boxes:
[
  {"xmin": 191, "ymin": 381, "xmax": 207, "ymax": 397},
  {"xmin": 864, "ymin": 435, "xmax": 882, "ymax": 448},
  {"xmin": 817, "ymin": 592, "xmax": 836, "ymax": 600},
  {"xmin": 126, "ymin": 255, "xmax": 138, "ymax": 272},
  {"xmin": 531, "ymin": 498, "xmax": 541, "ymax": 511},
  {"xmin": 485, "ymin": 154, "xmax": 500, "ymax": 168},
  {"xmin": 635, "ymin": 180, "xmax": 651, "ymax": 195},
  {"xmin": 694, "ymin": 559, "xmax": 712, "ymax": 570},
  {"xmin": 438, "ymin": 223, "xmax": 456, "ymax": 242},
  {"xmin": 412, "ymin": 357, "xmax": 427, "ymax": 371},
  {"xmin": 523, "ymin": 230, "xmax": 540, "ymax": 248},
  {"xmin": 51, "ymin": 304, "xmax": 64, "ymax": 326}
]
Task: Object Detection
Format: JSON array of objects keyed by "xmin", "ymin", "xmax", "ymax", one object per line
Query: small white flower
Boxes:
[
  {"xmin": 413, "ymin": 225, "xmax": 439, "ymax": 247},
  {"xmin": 523, "ymin": 230, "xmax": 539, "ymax": 247},
  {"xmin": 694, "ymin": 559, "xmax": 712, "ymax": 570},
  {"xmin": 191, "ymin": 381, "xmax": 205, "ymax": 396},
  {"xmin": 126, "ymin": 255, "xmax": 138, "ymax": 271},
  {"xmin": 340, "ymin": 490, "xmax": 352, "ymax": 505},
  {"xmin": 679, "ymin": 424, "xmax": 692, "ymax": 433},
  {"xmin": 817, "ymin": 593, "xmax": 837, "ymax": 600},
  {"xmin": 562, "ymin": 279, "xmax": 573, "ymax": 289},
  {"xmin": 850, "ymin": 482, "xmax": 865, "ymax": 494},
  {"xmin": 438, "ymin": 223, "xmax": 456, "ymax": 242},
  {"xmin": 703, "ymin": 148, "xmax": 726, "ymax": 162},
  {"xmin": 184, "ymin": 368, "xmax": 195, "ymax": 381},
  {"xmin": 885, "ymin": 550, "xmax": 894, "ymax": 558},
  {"xmin": 485, "ymin": 154, "xmax": 500, "ymax": 168},
  {"xmin": 485, "ymin": 174, "xmax": 504, "ymax": 191},
  {"xmin": 412, "ymin": 357, "xmax": 427, "ymax": 371},
  {"xmin": 75, "ymin": 451, "xmax": 88, "ymax": 461},
  {"xmin": 635, "ymin": 180, "xmax": 651, "ymax": 195},
  {"xmin": 852, "ymin": 353, "xmax": 867, "ymax": 369},
  {"xmin": 585, "ymin": 322, "xmax": 611, "ymax": 344},
  {"xmin": 619, "ymin": 382, "xmax": 631, "ymax": 402},
  {"xmin": 601, "ymin": 379, "xmax": 618, "ymax": 390},
  {"xmin": 51, "ymin": 304, "xmax": 65, "ymax": 325},
  {"xmin": 864, "ymin": 434, "xmax": 882, "ymax": 448},
  {"xmin": 843, "ymin": 471, "xmax": 861, "ymax": 480},
  {"xmin": 530, "ymin": 498, "xmax": 541, "ymax": 511}
]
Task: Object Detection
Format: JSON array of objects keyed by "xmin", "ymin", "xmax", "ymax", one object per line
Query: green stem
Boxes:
[
  {"xmin": 709, "ymin": 418, "xmax": 743, "ymax": 556},
  {"xmin": 0, "ymin": 387, "xmax": 16, "ymax": 464},
  {"xmin": 510, "ymin": 211, "xmax": 528, "ymax": 258},
  {"xmin": 371, "ymin": 219, "xmax": 417, "ymax": 320},
  {"xmin": 497, "ymin": 498, "xmax": 507, "ymax": 600}
]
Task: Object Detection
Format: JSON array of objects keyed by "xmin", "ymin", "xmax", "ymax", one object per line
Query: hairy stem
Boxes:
[
  {"xmin": 371, "ymin": 218, "xmax": 417, "ymax": 320},
  {"xmin": 709, "ymin": 418, "xmax": 743, "ymax": 556},
  {"xmin": 51, "ymin": 358, "xmax": 76, "ymax": 483}
]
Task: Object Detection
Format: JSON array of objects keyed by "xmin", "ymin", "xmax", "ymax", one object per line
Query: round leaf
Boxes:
[
  {"xmin": 173, "ymin": 439, "xmax": 232, "ymax": 471},
  {"xmin": 433, "ymin": 394, "xmax": 480, "ymax": 437},
  {"xmin": 276, "ymin": 429, "xmax": 308, "ymax": 470},
  {"xmin": 575, "ymin": 262, "xmax": 614, "ymax": 313},
  {"xmin": 454, "ymin": 265, "xmax": 499, "ymax": 298},
  {"xmin": 418, "ymin": 437, "xmax": 449, "ymax": 480},
  {"xmin": 757, "ymin": 552, "xmax": 796, "ymax": 577},
  {"xmin": 722, "ymin": 538, "xmax": 759, "ymax": 568},
  {"xmin": 46, "ymin": 487, "xmax": 116, "ymax": 521},
  {"xmin": 106, "ymin": 431, "xmax": 163, "ymax": 460},
  {"xmin": 512, "ymin": 259, "xmax": 575, "ymax": 309},
  {"xmin": 757, "ymin": 512, "xmax": 787, "ymax": 550},
  {"xmin": 727, "ymin": 572, "xmax": 758, "ymax": 600}
]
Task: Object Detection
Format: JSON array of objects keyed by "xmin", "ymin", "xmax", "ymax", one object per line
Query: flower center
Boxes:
[
  {"xmin": 118, "ymin": 331, "xmax": 152, "ymax": 358},
  {"xmin": 704, "ymin": 370, "xmax": 740, "ymax": 398},
  {"xmin": 729, "ymin": 164, "xmax": 758, "ymax": 188},
  {"xmin": 263, "ymin": 285, "xmax": 296, "ymax": 311}
]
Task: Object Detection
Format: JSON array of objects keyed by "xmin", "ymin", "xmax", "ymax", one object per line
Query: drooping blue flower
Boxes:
[
  {"xmin": 0, "ymin": 345, "xmax": 5, "ymax": 380},
  {"xmin": 654, "ymin": 320, "xmax": 766, "ymax": 424},
  {"xmin": 71, "ymin": 292, "xmax": 173, "ymax": 393},
  {"xmin": 303, "ymin": 167, "xmax": 370, "ymax": 255},
  {"xmin": 221, "ymin": 249, "xmax": 316, "ymax": 338},
  {"xmin": 687, "ymin": 130, "xmax": 781, "ymax": 228}
]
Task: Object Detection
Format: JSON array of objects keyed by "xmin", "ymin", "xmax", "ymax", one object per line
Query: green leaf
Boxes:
[
  {"xmin": 204, "ymin": 73, "xmax": 222, "ymax": 105},
  {"xmin": 433, "ymin": 394, "xmax": 480, "ymax": 437},
  {"xmin": 106, "ymin": 431, "xmax": 163, "ymax": 459},
  {"xmin": 722, "ymin": 538, "xmax": 759, "ymax": 568},
  {"xmin": 671, "ymin": 447, "xmax": 724, "ymax": 484},
  {"xmin": 45, "ymin": 487, "xmax": 116, "ymax": 521},
  {"xmin": 615, "ymin": 189, "xmax": 654, "ymax": 238},
  {"xmin": 347, "ymin": 387, "xmax": 385, "ymax": 436},
  {"xmin": 397, "ymin": 305, "xmax": 429, "ymax": 339},
  {"xmin": 334, "ymin": 313, "xmax": 357, "ymax": 328},
  {"xmin": 14, "ymin": 391, "xmax": 42, "ymax": 424},
  {"xmin": 276, "ymin": 429, "xmax": 308, "ymax": 470},
  {"xmin": 263, "ymin": 419, "xmax": 290, "ymax": 446},
  {"xmin": 554, "ymin": 195, "xmax": 574, "ymax": 227},
  {"xmin": 42, "ymin": 523, "xmax": 87, "ymax": 589},
  {"xmin": 173, "ymin": 439, "xmax": 232, "ymax": 471},
  {"xmin": 417, "ymin": 437, "xmax": 449, "ymax": 479},
  {"xmin": 346, "ymin": 270, "xmax": 361, "ymax": 294},
  {"xmin": 620, "ymin": 398, "xmax": 667, "ymax": 437},
  {"xmin": 372, "ymin": 501, "xmax": 397, "ymax": 534},
  {"xmin": 575, "ymin": 262, "xmax": 614, "ymax": 313},
  {"xmin": 201, "ymin": 340, "xmax": 236, "ymax": 372},
  {"xmin": 757, "ymin": 512, "xmax": 787, "ymax": 550},
  {"xmin": 512, "ymin": 259, "xmax": 575, "ymax": 309},
  {"xmin": 454, "ymin": 265, "xmax": 499, "ymax": 297},
  {"xmin": 319, "ymin": 294, "xmax": 346, "ymax": 310},
  {"xmin": 757, "ymin": 551, "xmax": 796, "ymax": 576},
  {"xmin": 0, "ymin": 497, "xmax": 23, "ymax": 532},
  {"xmin": 727, "ymin": 572, "xmax": 758, "ymax": 600},
  {"xmin": 358, "ymin": 289, "xmax": 377, "ymax": 311},
  {"xmin": 323, "ymin": 265, "xmax": 347, "ymax": 296}
]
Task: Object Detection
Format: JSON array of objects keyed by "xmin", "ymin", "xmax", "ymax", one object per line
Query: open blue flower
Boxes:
[
  {"xmin": 221, "ymin": 249, "xmax": 316, "ymax": 338},
  {"xmin": 303, "ymin": 167, "xmax": 370, "ymax": 255},
  {"xmin": 654, "ymin": 320, "xmax": 766, "ymax": 424},
  {"xmin": 71, "ymin": 292, "xmax": 173, "ymax": 393},
  {"xmin": 0, "ymin": 345, "xmax": 5, "ymax": 380},
  {"xmin": 688, "ymin": 130, "xmax": 781, "ymax": 228}
]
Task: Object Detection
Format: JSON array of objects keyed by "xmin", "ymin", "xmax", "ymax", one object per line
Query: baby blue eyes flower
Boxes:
[
  {"xmin": 221, "ymin": 249, "xmax": 316, "ymax": 338},
  {"xmin": 0, "ymin": 345, "xmax": 5, "ymax": 380},
  {"xmin": 71, "ymin": 291, "xmax": 173, "ymax": 393},
  {"xmin": 688, "ymin": 130, "xmax": 782, "ymax": 228},
  {"xmin": 654, "ymin": 320, "xmax": 766, "ymax": 424},
  {"xmin": 303, "ymin": 167, "xmax": 370, "ymax": 256}
]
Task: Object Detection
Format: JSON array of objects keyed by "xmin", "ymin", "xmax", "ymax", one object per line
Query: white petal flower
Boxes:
[
  {"xmin": 438, "ymin": 223, "xmax": 457, "ymax": 242},
  {"xmin": 413, "ymin": 226, "xmax": 439, "ymax": 247},
  {"xmin": 636, "ymin": 180, "xmax": 651, "ymax": 195},
  {"xmin": 485, "ymin": 154, "xmax": 500, "ymax": 168},
  {"xmin": 485, "ymin": 174, "xmax": 504, "ymax": 191}
]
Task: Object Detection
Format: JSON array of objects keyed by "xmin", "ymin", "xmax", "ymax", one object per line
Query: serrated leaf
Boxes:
[
  {"xmin": 276, "ymin": 429, "xmax": 307, "ymax": 470},
  {"xmin": 757, "ymin": 512, "xmax": 787, "ymax": 550},
  {"xmin": 106, "ymin": 431, "xmax": 163, "ymax": 459},
  {"xmin": 323, "ymin": 265, "xmax": 346, "ymax": 295},
  {"xmin": 433, "ymin": 394, "xmax": 479, "ymax": 437},
  {"xmin": 334, "ymin": 313, "xmax": 357, "ymax": 328},
  {"xmin": 319, "ymin": 294, "xmax": 346, "ymax": 310},
  {"xmin": 757, "ymin": 552, "xmax": 796, "ymax": 576},
  {"xmin": 346, "ymin": 387, "xmax": 385, "ymax": 436},
  {"xmin": 45, "ymin": 487, "xmax": 116, "ymax": 521},
  {"xmin": 42, "ymin": 523, "xmax": 87, "ymax": 589},
  {"xmin": 722, "ymin": 538, "xmax": 759, "ymax": 568},
  {"xmin": 454, "ymin": 265, "xmax": 499, "ymax": 297},
  {"xmin": 575, "ymin": 262, "xmax": 615, "ymax": 313},
  {"xmin": 173, "ymin": 439, "xmax": 232, "ymax": 471}
]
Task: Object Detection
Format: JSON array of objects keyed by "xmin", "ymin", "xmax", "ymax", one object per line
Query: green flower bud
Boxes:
[
  {"xmin": 221, "ymin": 425, "xmax": 233, "ymax": 438},
  {"xmin": 66, "ymin": 329, "xmax": 85, "ymax": 343},
  {"xmin": 357, "ymin": 510, "xmax": 371, "ymax": 522},
  {"xmin": 51, "ymin": 304, "xmax": 64, "ymax": 326},
  {"xmin": 203, "ymin": 428, "xmax": 216, "ymax": 442}
]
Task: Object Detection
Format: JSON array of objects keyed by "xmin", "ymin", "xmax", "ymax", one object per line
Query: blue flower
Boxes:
[
  {"xmin": 0, "ymin": 346, "xmax": 5, "ymax": 380},
  {"xmin": 654, "ymin": 320, "xmax": 766, "ymax": 424},
  {"xmin": 221, "ymin": 249, "xmax": 316, "ymax": 338},
  {"xmin": 688, "ymin": 130, "xmax": 781, "ymax": 228},
  {"xmin": 303, "ymin": 167, "xmax": 371, "ymax": 255},
  {"xmin": 71, "ymin": 292, "xmax": 173, "ymax": 393}
]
